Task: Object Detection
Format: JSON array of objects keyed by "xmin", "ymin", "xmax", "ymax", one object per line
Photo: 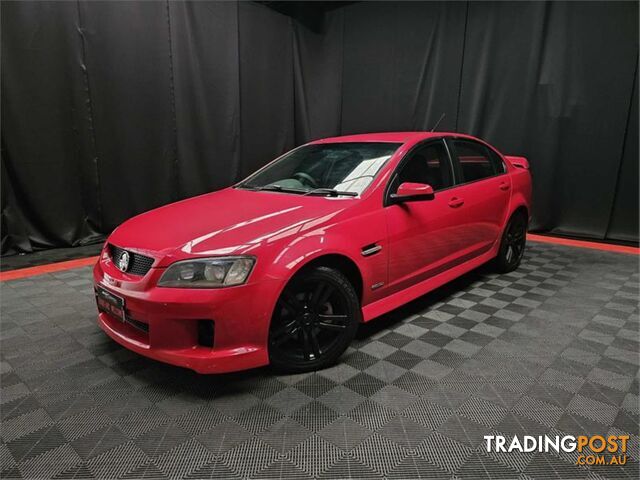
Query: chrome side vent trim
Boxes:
[{"xmin": 361, "ymin": 243, "xmax": 382, "ymax": 257}]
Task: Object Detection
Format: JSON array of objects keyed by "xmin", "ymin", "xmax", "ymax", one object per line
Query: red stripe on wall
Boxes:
[
  {"xmin": 0, "ymin": 256, "xmax": 99, "ymax": 282},
  {"xmin": 527, "ymin": 234, "xmax": 639, "ymax": 255}
]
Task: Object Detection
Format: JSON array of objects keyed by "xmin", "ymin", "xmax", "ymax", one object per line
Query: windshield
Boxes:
[{"xmin": 238, "ymin": 142, "xmax": 401, "ymax": 196}]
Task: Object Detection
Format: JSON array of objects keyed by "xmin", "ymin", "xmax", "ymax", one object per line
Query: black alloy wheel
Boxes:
[
  {"xmin": 268, "ymin": 266, "xmax": 360, "ymax": 372},
  {"xmin": 496, "ymin": 212, "xmax": 527, "ymax": 273}
]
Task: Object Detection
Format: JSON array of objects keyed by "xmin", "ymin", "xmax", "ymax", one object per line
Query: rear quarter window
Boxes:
[{"xmin": 489, "ymin": 149, "xmax": 507, "ymax": 174}]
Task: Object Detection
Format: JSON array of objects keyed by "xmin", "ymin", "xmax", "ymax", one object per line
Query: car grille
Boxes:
[{"xmin": 109, "ymin": 244, "xmax": 155, "ymax": 276}]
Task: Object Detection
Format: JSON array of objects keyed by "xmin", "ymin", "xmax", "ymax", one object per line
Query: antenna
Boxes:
[{"xmin": 430, "ymin": 113, "xmax": 446, "ymax": 132}]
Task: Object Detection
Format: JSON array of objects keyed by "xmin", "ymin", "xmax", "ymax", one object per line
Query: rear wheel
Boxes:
[
  {"xmin": 268, "ymin": 266, "xmax": 360, "ymax": 372},
  {"xmin": 496, "ymin": 212, "xmax": 527, "ymax": 273}
]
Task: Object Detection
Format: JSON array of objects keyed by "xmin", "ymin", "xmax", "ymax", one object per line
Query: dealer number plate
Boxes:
[{"xmin": 95, "ymin": 285, "xmax": 126, "ymax": 323}]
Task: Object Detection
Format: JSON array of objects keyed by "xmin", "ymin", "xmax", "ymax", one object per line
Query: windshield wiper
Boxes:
[
  {"xmin": 303, "ymin": 188, "xmax": 358, "ymax": 197},
  {"xmin": 241, "ymin": 184, "xmax": 306, "ymax": 194},
  {"xmin": 239, "ymin": 184, "xmax": 356, "ymax": 197}
]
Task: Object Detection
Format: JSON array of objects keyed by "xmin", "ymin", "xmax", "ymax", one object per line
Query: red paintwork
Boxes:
[
  {"xmin": 505, "ymin": 155, "xmax": 530, "ymax": 170},
  {"xmin": 93, "ymin": 132, "xmax": 532, "ymax": 373},
  {"xmin": 396, "ymin": 182, "xmax": 434, "ymax": 197}
]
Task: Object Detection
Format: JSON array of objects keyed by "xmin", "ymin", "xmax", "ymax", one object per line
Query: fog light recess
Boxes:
[{"xmin": 197, "ymin": 320, "xmax": 215, "ymax": 348}]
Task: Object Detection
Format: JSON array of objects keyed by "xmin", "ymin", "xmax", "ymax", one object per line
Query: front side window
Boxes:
[
  {"xmin": 390, "ymin": 141, "xmax": 453, "ymax": 194},
  {"xmin": 238, "ymin": 142, "xmax": 400, "ymax": 196},
  {"xmin": 452, "ymin": 140, "xmax": 501, "ymax": 183}
]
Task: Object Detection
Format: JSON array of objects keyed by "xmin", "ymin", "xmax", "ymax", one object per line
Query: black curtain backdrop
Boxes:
[{"xmin": 2, "ymin": 1, "xmax": 638, "ymax": 255}]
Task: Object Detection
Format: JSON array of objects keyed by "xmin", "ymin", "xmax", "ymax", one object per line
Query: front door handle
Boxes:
[
  {"xmin": 448, "ymin": 197, "xmax": 464, "ymax": 208},
  {"xmin": 499, "ymin": 182, "xmax": 510, "ymax": 191}
]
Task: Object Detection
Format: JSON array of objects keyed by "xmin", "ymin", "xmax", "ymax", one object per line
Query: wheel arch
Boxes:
[
  {"xmin": 289, "ymin": 253, "xmax": 364, "ymax": 304},
  {"xmin": 511, "ymin": 204, "xmax": 529, "ymax": 224},
  {"xmin": 495, "ymin": 203, "xmax": 529, "ymax": 256}
]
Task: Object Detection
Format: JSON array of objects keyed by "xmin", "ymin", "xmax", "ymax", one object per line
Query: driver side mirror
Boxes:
[{"xmin": 390, "ymin": 182, "xmax": 434, "ymax": 204}]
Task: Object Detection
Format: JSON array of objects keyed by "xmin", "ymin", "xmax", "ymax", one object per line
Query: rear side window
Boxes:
[
  {"xmin": 489, "ymin": 149, "xmax": 507, "ymax": 174},
  {"xmin": 452, "ymin": 140, "xmax": 503, "ymax": 183}
]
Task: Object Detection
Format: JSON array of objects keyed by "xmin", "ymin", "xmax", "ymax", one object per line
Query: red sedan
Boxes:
[{"xmin": 94, "ymin": 132, "xmax": 532, "ymax": 373}]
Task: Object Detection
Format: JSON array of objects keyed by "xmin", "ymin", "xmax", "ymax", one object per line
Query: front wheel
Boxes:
[
  {"xmin": 495, "ymin": 212, "xmax": 527, "ymax": 273},
  {"xmin": 268, "ymin": 266, "xmax": 360, "ymax": 373}
]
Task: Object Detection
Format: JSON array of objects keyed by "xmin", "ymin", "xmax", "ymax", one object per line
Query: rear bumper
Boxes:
[{"xmin": 93, "ymin": 262, "xmax": 283, "ymax": 374}]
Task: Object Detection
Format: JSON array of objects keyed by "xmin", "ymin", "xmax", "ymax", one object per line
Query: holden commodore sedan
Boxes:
[{"xmin": 94, "ymin": 132, "xmax": 531, "ymax": 373}]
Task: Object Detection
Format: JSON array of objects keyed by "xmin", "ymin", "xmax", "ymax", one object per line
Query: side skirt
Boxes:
[{"xmin": 361, "ymin": 246, "xmax": 498, "ymax": 322}]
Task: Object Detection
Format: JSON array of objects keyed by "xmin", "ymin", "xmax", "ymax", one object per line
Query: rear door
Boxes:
[{"xmin": 445, "ymin": 138, "xmax": 511, "ymax": 255}]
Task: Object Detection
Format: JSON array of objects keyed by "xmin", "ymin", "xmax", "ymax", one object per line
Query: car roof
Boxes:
[{"xmin": 310, "ymin": 131, "xmax": 476, "ymax": 145}]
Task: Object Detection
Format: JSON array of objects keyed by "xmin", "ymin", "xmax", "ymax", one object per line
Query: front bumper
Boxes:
[{"xmin": 93, "ymin": 260, "xmax": 283, "ymax": 374}]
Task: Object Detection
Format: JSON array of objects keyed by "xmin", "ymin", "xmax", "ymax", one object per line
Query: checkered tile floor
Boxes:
[{"xmin": 1, "ymin": 242, "xmax": 638, "ymax": 479}]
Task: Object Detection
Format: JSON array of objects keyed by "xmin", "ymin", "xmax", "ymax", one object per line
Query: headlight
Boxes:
[{"xmin": 158, "ymin": 256, "xmax": 255, "ymax": 288}]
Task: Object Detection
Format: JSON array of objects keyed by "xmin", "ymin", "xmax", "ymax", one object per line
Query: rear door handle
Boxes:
[
  {"xmin": 499, "ymin": 182, "xmax": 510, "ymax": 191},
  {"xmin": 448, "ymin": 197, "xmax": 464, "ymax": 208}
]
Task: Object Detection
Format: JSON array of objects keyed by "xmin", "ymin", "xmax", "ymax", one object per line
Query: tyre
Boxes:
[
  {"xmin": 268, "ymin": 266, "xmax": 361, "ymax": 373},
  {"xmin": 495, "ymin": 211, "xmax": 527, "ymax": 273}
]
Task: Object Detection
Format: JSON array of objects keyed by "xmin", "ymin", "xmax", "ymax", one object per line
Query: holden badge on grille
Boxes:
[{"xmin": 117, "ymin": 251, "xmax": 130, "ymax": 272}]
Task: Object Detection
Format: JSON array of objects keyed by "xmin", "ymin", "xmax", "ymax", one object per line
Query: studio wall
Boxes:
[{"xmin": 2, "ymin": 1, "xmax": 638, "ymax": 254}]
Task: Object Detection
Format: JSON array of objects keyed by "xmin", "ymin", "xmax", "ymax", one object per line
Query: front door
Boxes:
[{"xmin": 384, "ymin": 140, "xmax": 466, "ymax": 294}]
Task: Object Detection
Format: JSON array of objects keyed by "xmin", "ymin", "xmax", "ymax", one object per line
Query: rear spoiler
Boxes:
[{"xmin": 505, "ymin": 155, "xmax": 529, "ymax": 170}]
